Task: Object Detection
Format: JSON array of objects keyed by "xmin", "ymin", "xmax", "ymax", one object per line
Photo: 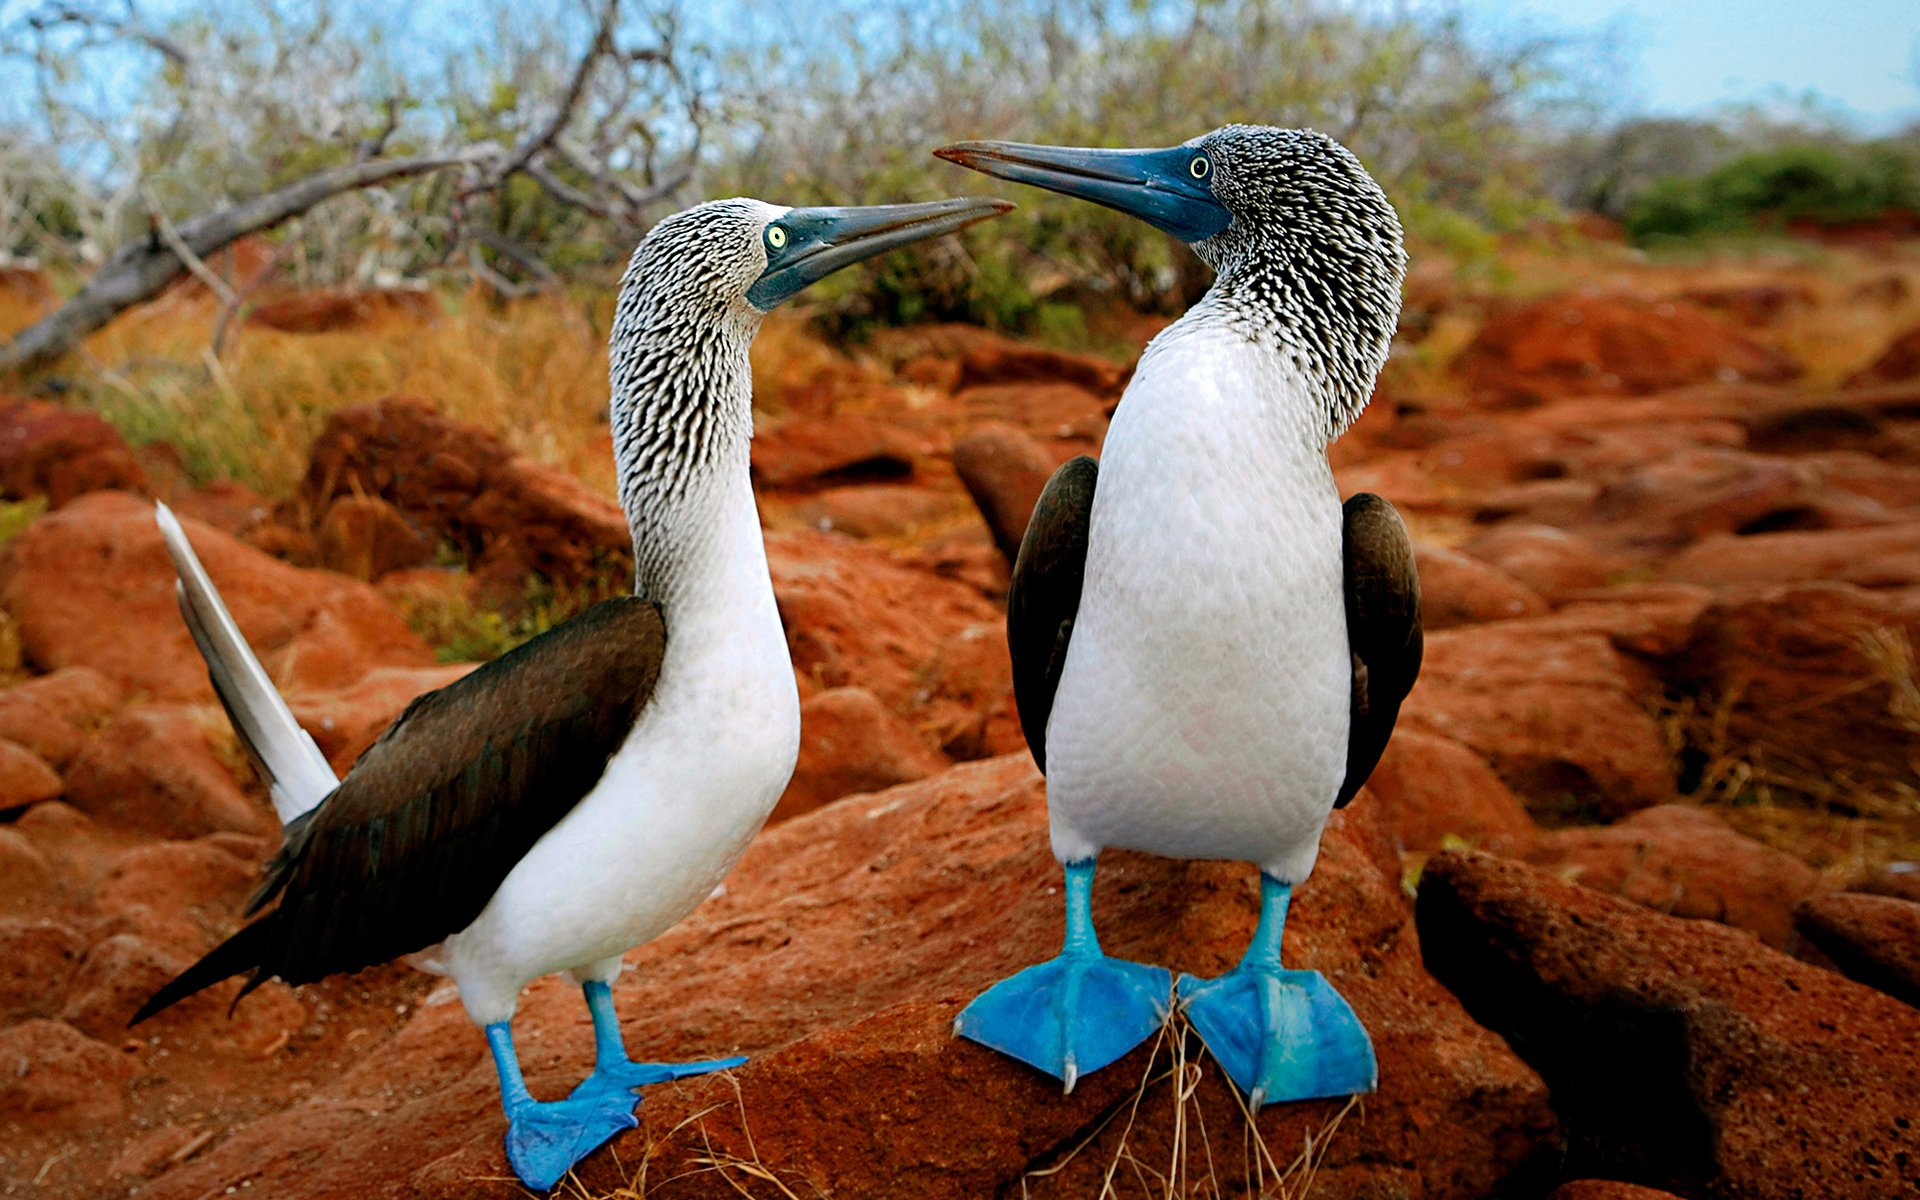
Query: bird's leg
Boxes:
[
  {"xmin": 954, "ymin": 858, "xmax": 1173, "ymax": 1092},
  {"xmin": 568, "ymin": 979, "xmax": 747, "ymax": 1100},
  {"xmin": 485, "ymin": 1019, "xmax": 639, "ymax": 1191},
  {"xmin": 1177, "ymin": 873, "xmax": 1376, "ymax": 1107}
]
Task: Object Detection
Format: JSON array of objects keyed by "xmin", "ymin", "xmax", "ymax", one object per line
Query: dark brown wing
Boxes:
[
  {"xmin": 134, "ymin": 597, "xmax": 664, "ymax": 1022},
  {"xmin": 1007, "ymin": 456, "xmax": 1098, "ymax": 773},
  {"xmin": 1337, "ymin": 493, "xmax": 1422, "ymax": 807}
]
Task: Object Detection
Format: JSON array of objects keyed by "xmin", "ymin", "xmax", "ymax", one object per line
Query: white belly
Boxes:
[
  {"xmin": 1042, "ymin": 325, "xmax": 1350, "ymax": 883},
  {"xmin": 433, "ymin": 481, "xmax": 801, "ymax": 1027}
]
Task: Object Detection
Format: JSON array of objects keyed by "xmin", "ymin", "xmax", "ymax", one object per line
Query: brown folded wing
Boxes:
[
  {"xmin": 1337, "ymin": 493, "xmax": 1422, "ymax": 807},
  {"xmin": 1006, "ymin": 456, "xmax": 1099, "ymax": 773},
  {"xmin": 135, "ymin": 597, "xmax": 664, "ymax": 1021}
]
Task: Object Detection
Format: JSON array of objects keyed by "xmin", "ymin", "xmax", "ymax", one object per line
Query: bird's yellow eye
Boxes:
[
  {"xmin": 767, "ymin": 226, "xmax": 788, "ymax": 249},
  {"xmin": 1189, "ymin": 156, "xmax": 1211, "ymax": 180}
]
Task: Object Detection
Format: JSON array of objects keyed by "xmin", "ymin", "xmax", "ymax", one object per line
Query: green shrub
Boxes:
[{"xmin": 1626, "ymin": 143, "xmax": 1920, "ymax": 242}]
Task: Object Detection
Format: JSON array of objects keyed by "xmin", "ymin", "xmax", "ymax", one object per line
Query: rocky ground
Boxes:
[{"xmin": 1, "ymin": 236, "xmax": 1918, "ymax": 1198}]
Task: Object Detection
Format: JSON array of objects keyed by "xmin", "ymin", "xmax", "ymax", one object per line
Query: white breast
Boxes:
[
  {"xmin": 438, "ymin": 469, "xmax": 800, "ymax": 1025},
  {"xmin": 1042, "ymin": 318, "xmax": 1350, "ymax": 883}
]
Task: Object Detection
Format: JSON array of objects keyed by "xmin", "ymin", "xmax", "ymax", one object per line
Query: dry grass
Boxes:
[{"xmin": 1017, "ymin": 1011, "xmax": 1352, "ymax": 1200}]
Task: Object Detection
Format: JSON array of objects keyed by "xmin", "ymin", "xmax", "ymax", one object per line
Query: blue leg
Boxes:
[
  {"xmin": 954, "ymin": 858, "xmax": 1172, "ymax": 1091},
  {"xmin": 567, "ymin": 980, "xmax": 747, "ymax": 1102},
  {"xmin": 487, "ymin": 1021, "xmax": 639, "ymax": 1191},
  {"xmin": 1177, "ymin": 875, "xmax": 1377, "ymax": 1106}
]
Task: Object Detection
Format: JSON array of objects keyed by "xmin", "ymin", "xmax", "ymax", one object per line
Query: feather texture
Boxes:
[
  {"xmin": 1336, "ymin": 493, "xmax": 1422, "ymax": 807},
  {"xmin": 134, "ymin": 597, "xmax": 666, "ymax": 1022}
]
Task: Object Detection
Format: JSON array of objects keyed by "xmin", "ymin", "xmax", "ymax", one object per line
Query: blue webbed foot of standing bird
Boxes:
[
  {"xmin": 567, "ymin": 980, "xmax": 747, "ymax": 1102},
  {"xmin": 1177, "ymin": 874, "xmax": 1376, "ymax": 1106},
  {"xmin": 487, "ymin": 1021, "xmax": 638, "ymax": 1191},
  {"xmin": 954, "ymin": 858, "xmax": 1172, "ymax": 1091}
]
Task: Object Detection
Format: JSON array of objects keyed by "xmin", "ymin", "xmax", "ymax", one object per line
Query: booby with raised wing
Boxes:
[
  {"xmin": 936, "ymin": 127, "xmax": 1419, "ymax": 1106},
  {"xmin": 133, "ymin": 194, "xmax": 1011, "ymax": 1189}
]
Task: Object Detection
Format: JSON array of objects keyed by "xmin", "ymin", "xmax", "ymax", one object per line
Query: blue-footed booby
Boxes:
[
  {"xmin": 936, "ymin": 128, "xmax": 1420, "ymax": 1105},
  {"xmin": 133, "ymin": 195, "xmax": 1011, "ymax": 1189}
]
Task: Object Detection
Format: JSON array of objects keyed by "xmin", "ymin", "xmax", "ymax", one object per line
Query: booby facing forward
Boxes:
[
  {"xmin": 133, "ymin": 195, "xmax": 1011, "ymax": 1189},
  {"xmin": 937, "ymin": 128, "xmax": 1420, "ymax": 1105}
]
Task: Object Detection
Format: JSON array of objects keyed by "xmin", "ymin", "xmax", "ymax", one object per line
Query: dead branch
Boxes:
[{"xmin": 0, "ymin": 150, "xmax": 482, "ymax": 375}]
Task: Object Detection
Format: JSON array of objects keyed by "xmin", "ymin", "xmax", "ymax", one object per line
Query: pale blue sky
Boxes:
[
  {"xmin": 1464, "ymin": 0, "xmax": 1919, "ymax": 130},
  {"xmin": 4, "ymin": 1, "xmax": 1917, "ymax": 133}
]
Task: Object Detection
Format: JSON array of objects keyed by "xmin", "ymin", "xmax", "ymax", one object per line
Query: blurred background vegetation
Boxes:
[{"xmin": 2, "ymin": 0, "xmax": 1914, "ymax": 342}]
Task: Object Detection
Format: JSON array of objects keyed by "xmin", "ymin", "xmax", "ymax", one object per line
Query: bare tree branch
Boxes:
[
  {"xmin": 482, "ymin": 0, "xmax": 621, "ymax": 188},
  {"xmin": 1, "ymin": 150, "xmax": 483, "ymax": 375}
]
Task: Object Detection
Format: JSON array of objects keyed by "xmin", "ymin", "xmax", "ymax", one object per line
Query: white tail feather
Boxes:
[{"xmin": 154, "ymin": 502, "xmax": 339, "ymax": 824}]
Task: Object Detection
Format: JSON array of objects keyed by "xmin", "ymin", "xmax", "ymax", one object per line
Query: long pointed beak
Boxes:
[
  {"xmin": 935, "ymin": 141, "xmax": 1231, "ymax": 244},
  {"xmin": 747, "ymin": 197, "xmax": 1013, "ymax": 310}
]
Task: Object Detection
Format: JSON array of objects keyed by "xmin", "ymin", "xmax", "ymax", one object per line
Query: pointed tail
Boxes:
[
  {"xmin": 130, "ymin": 918, "xmax": 276, "ymax": 1025},
  {"xmin": 155, "ymin": 502, "xmax": 340, "ymax": 825}
]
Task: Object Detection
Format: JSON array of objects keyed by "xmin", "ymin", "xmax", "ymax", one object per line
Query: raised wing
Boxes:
[
  {"xmin": 1337, "ymin": 493, "xmax": 1422, "ymax": 807},
  {"xmin": 135, "ymin": 597, "xmax": 665, "ymax": 1020},
  {"xmin": 1006, "ymin": 456, "xmax": 1098, "ymax": 773}
]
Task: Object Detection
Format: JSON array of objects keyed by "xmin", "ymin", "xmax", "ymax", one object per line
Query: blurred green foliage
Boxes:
[
  {"xmin": 1626, "ymin": 142, "xmax": 1920, "ymax": 243},
  {"xmin": 710, "ymin": 0, "xmax": 1576, "ymax": 333}
]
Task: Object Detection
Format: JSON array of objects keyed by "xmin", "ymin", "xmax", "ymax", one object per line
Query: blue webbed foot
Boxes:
[
  {"xmin": 954, "ymin": 859, "xmax": 1171, "ymax": 1090},
  {"xmin": 503, "ymin": 1090, "xmax": 640, "ymax": 1191},
  {"xmin": 1177, "ymin": 964, "xmax": 1375, "ymax": 1105},
  {"xmin": 958, "ymin": 950, "xmax": 1172, "ymax": 1090},
  {"xmin": 568, "ymin": 1053, "xmax": 748, "ymax": 1101},
  {"xmin": 1176, "ymin": 874, "xmax": 1375, "ymax": 1106}
]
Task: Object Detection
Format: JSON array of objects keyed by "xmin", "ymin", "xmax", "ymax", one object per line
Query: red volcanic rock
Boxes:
[
  {"xmin": 1661, "ymin": 523, "xmax": 1920, "ymax": 589},
  {"xmin": 0, "ymin": 827, "xmax": 55, "ymax": 909},
  {"xmin": 0, "ymin": 1019, "xmax": 137, "ymax": 1126},
  {"xmin": 1362, "ymin": 729, "xmax": 1537, "ymax": 854},
  {"xmin": 0, "ymin": 917, "xmax": 85, "ymax": 1022},
  {"xmin": 954, "ymin": 330, "xmax": 1126, "ymax": 395},
  {"xmin": 1794, "ymin": 892, "xmax": 1920, "ymax": 1007},
  {"xmin": 1677, "ymin": 283, "xmax": 1813, "ymax": 327},
  {"xmin": 0, "ymin": 666, "xmax": 122, "ymax": 768},
  {"xmin": 1401, "ymin": 622, "xmax": 1674, "ymax": 820},
  {"xmin": 787, "ymin": 483, "xmax": 959, "ymax": 539},
  {"xmin": 300, "ymin": 398, "xmax": 631, "ymax": 592},
  {"xmin": 315, "ymin": 494, "xmax": 436, "ymax": 580},
  {"xmin": 957, "ymin": 381, "xmax": 1112, "ymax": 443},
  {"xmin": 1461, "ymin": 524, "xmax": 1609, "ymax": 602},
  {"xmin": 952, "ymin": 422, "xmax": 1055, "ymax": 565},
  {"xmin": 62, "ymin": 706, "xmax": 270, "ymax": 838},
  {"xmin": 1417, "ymin": 849, "xmax": 1920, "ymax": 1199},
  {"xmin": 91, "ymin": 837, "xmax": 262, "ymax": 951},
  {"xmin": 0, "ymin": 491, "xmax": 434, "ymax": 702},
  {"xmin": 1854, "ymin": 862, "xmax": 1920, "ymax": 904},
  {"xmin": 0, "ymin": 736, "xmax": 59, "ymax": 810},
  {"xmin": 1415, "ymin": 544, "xmax": 1548, "ymax": 629},
  {"xmin": 248, "ymin": 286, "xmax": 438, "ymax": 334},
  {"xmin": 922, "ymin": 620, "xmax": 1024, "ymax": 760},
  {"xmin": 167, "ymin": 478, "xmax": 274, "ymax": 539},
  {"xmin": 0, "ymin": 397, "xmax": 148, "ymax": 506},
  {"xmin": 751, "ymin": 413, "xmax": 926, "ymax": 489},
  {"xmin": 774, "ymin": 686, "xmax": 947, "ymax": 823},
  {"xmin": 1581, "ymin": 447, "xmax": 1866, "ymax": 552},
  {"xmin": 1549, "ymin": 1183, "xmax": 1689, "ymax": 1200},
  {"xmin": 1523, "ymin": 805, "xmax": 1821, "ymax": 951},
  {"xmin": 59, "ymin": 932, "xmax": 305, "ymax": 1055},
  {"xmin": 136, "ymin": 756, "xmax": 1560, "ymax": 1200},
  {"xmin": 1847, "ymin": 324, "xmax": 1920, "ymax": 386},
  {"xmin": 1670, "ymin": 582, "xmax": 1920, "ymax": 803},
  {"xmin": 768, "ymin": 528, "xmax": 1002, "ymax": 724},
  {"xmin": 1455, "ymin": 292, "xmax": 1800, "ymax": 406},
  {"xmin": 287, "ymin": 663, "xmax": 475, "ymax": 773},
  {"xmin": 1533, "ymin": 583, "xmax": 1713, "ymax": 662},
  {"xmin": 0, "ymin": 263, "xmax": 55, "ymax": 307}
]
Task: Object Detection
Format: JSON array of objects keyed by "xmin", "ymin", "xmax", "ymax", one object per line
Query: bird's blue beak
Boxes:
[
  {"xmin": 934, "ymin": 140, "xmax": 1231, "ymax": 244},
  {"xmin": 747, "ymin": 197, "xmax": 1013, "ymax": 311}
]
